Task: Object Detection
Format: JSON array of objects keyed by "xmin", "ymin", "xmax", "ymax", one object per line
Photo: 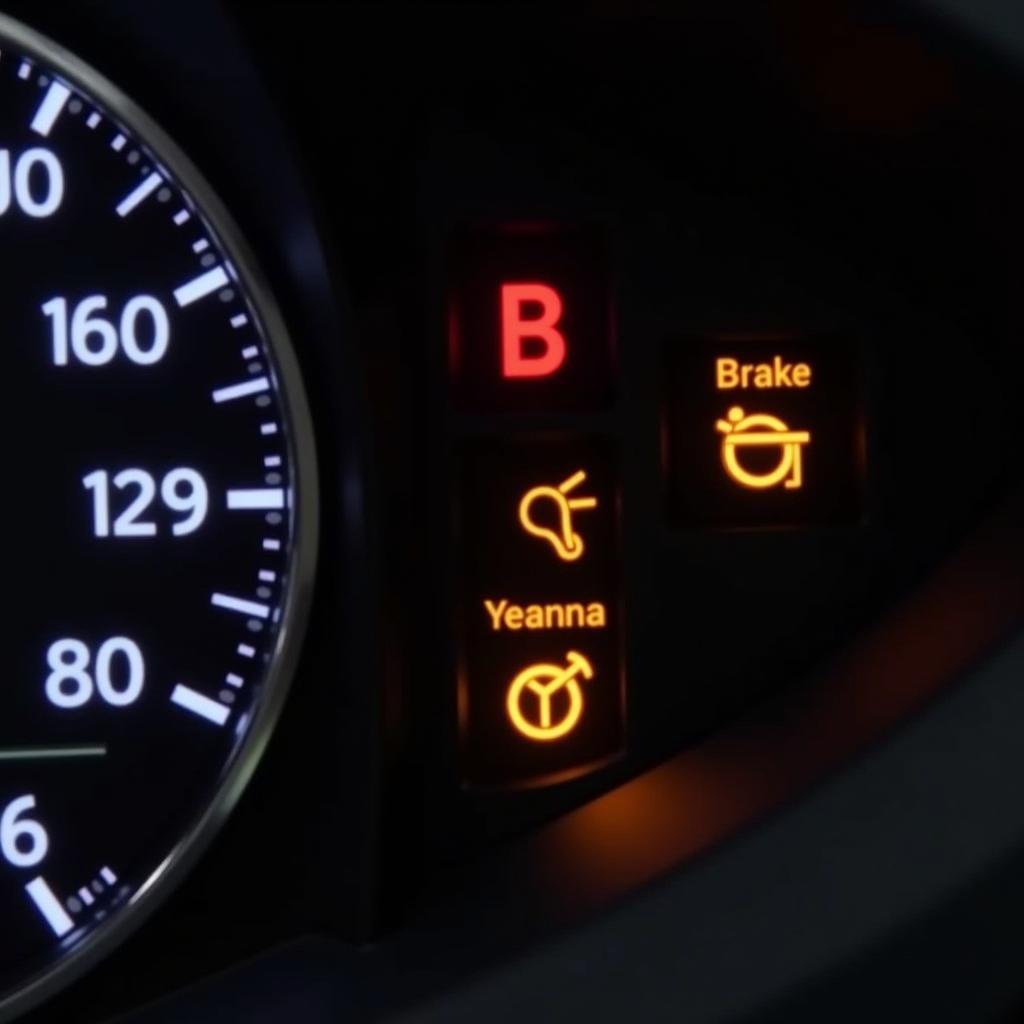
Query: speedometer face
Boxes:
[{"xmin": 0, "ymin": 16, "xmax": 316, "ymax": 1018}]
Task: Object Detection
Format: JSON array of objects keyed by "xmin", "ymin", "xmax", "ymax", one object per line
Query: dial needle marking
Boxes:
[{"xmin": 0, "ymin": 745, "xmax": 107, "ymax": 761}]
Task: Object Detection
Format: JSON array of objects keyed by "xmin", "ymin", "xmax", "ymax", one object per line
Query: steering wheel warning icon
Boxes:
[{"xmin": 506, "ymin": 651, "xmax": 595, "ymax": 742}]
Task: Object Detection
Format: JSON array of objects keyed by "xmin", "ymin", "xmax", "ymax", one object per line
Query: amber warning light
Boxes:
[
  {"xmin": 518, "ymin": 469, "xmax": 597, "ymax": 561},
  {"xmin": 665, "ymin": 338, "xmax": 863, "ymax": 528},
  {"xmin": 458, "ymin": 441, "xmax": 625, "ymax": 788},
  {"xmin": 716, "ymin": 408, "xmax": 811, "ymax": 490}
]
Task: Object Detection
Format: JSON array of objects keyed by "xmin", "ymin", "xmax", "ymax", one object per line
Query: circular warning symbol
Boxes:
[{"xmin": 505, "ymin": 651, "xmax": 595, "ymax": 742}]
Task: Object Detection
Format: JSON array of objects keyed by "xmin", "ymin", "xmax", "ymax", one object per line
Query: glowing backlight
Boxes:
[
  {"xmin": 715, "ymin": 355, "xmax": 812, "ymax": 390},
  {"xmin": 506, "ymin": 651, "xmax": 595, "ymax": 742},
  {"xmin": 500, "ymin": 283, "xmax": 567, "ymax": 378},
  {"xmin": 518, "ymin": 469, "xmax": 597, "ymax": 562},
  {"xmin": 483, "ymin": 598, "xmax": 608, "ymax": 631},
  {"xmin": 665, "ymin": 336, "xmax": 863, "ymax": 527},
  {"xmin": 458, "ymin": 441, "xmax": 625, "ymax": 787},
  {"xmin": 716, "ymin": 407, "xmax": 811, "ymax": 490},
  {"xmin": 448, "ymin": 227, "xmax": 612, "ymax": 411}
]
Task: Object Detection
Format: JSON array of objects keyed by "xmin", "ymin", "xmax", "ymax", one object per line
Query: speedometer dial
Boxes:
[{"xmin": 0, "ymin": 15, "xmax": 317, "ymax": 1019}]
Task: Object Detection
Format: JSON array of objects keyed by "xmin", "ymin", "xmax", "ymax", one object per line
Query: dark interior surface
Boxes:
[{"xmin": 4, "ymin": 1, "xmax": 1024, "ymax": 1021}]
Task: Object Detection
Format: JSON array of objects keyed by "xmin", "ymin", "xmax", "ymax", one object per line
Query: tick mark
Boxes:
[{"xmin": 30, "ymin": 80, "xmax": 70, "ymax": 136}]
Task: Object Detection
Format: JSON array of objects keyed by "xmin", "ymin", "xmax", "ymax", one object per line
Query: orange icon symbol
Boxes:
[
  {"xmin": 518, "ymin": 470, "xmax": 597, "ymax": 562},
  {"xmin": 716, "ymin": 406, "xmax": 811, "ymax": 490},
  {"xmin": 506, "ymin": 651, "xmax": 595, "ymax": 741}
]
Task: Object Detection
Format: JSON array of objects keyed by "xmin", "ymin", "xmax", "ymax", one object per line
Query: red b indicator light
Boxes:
[
  {"xmin": 500, "ymin": 283, "xmax": 567, "ymax": 379},
  {"xmin": 448, "ymin": 226, "xmax": 612, "ymax": 411}
]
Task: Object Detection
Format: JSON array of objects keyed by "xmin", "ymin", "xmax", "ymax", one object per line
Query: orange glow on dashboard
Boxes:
[{"xmin": 545, "ymin": 499, "xmax": 1024, "ymax": 902}]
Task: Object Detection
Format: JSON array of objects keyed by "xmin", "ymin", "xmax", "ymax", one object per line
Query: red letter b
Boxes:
[{"xmin": 500, "ymin": 283, "xmax": 567, "ymax": 378}]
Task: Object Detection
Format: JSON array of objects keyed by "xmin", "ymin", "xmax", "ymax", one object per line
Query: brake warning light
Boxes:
[
  {"xmin": 664, "ymin": 336, "xmax": 863, "ymax": 528},
  {"xmin": 716, "ymin": 407, "xmax": 811, "ymax": 491}
]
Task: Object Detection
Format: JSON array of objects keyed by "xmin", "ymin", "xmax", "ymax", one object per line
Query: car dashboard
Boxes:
[{"xmin": 1, "ymin": 2, "xmax": 1023, "ymax": 1022}]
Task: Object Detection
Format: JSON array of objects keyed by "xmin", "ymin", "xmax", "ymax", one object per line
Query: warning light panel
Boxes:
[
  {"xmin": 448, "ymin": 226, "xmax": 613, "ymax": 412},
  {"xmin": 665, "ymin": 336, "xmax": 863, "ymax": 528},
  {"xmin": 457, "ymin": 439, "xmax": 625, "ymax": 789}
]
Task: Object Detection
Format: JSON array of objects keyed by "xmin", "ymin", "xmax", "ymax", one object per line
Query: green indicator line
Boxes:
[{"xmin": 0, "ymin": 745, "xmax": 107, "ymax": 761}]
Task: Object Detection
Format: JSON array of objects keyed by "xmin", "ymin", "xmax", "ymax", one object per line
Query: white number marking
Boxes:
[
  {"xmin": 83, "ymin": 468, "xmax": 207, "ymax": 538},
  {"xmin": 2, "ymin": 796, "xmax": 49, "ymax": 868},
  {"xmin": 119, "ymin": 296, "xmax": 170, "ymax": 364},
  {"xmin": 0, "ymin": 148, "xmax": 64, "ymax": 217},
  {"xmin": 44, "ymin": 639, "xmax": 90, "ymax": 709},
  {"xmin": 43, "ymin": 295, "xmax": 170, "ymax": 367},
  {"xmin": 161, "ymin": 469, "xmax": 209, "ymax": 536},
  {"xmin": 45, "ymin": 637, "xmax": 145, "ymax": 709},
  {"xmin": 93, "ymin": 638, "xmax": 145, "ymax": 706},
  {"xmin": 84, "ymin": 469, "xmax": 155, "ymax": 537}
]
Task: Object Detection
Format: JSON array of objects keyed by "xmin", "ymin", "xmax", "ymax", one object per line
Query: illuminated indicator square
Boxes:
[
  {"xmin": 458, "ymin": 439, "xmax": 625, "ymax": 789},
  {"xmin": 448, "ymin": 226, "xmax": 614, "ymax": 412},
  {"xmin": 664, "ymin": 335, "xmax": 864, "ymax": 528}
]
